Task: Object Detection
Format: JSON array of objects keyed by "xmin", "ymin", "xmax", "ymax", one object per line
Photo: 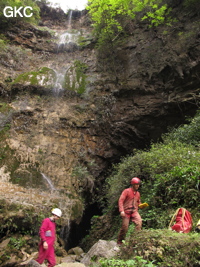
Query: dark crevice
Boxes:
[{"xmin": 62, "ymin": 203, "xmax": 102, "ymax": 251}]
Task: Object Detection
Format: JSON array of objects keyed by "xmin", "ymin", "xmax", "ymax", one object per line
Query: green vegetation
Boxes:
[
  {"xmin": 72, "ymin": 164, "xmax": 90, "ymax": 181},
  {"xmin": 9, "ymin": 236, "xmax": 26, "ymax": 250},
  {"xmin": 105, "ymin": 110, "xmax": 200, "ymax": 230},
  {"xmin": 0, "ymin": 124, "xmax": 10, "ymax": 139},
  {"xmin": 0, "ymin": 35, "xmax": 8, "ymax": 50},
  {"xmin": 0, "ymin": 102, "xmax": 12, "ymax": 113},
  {"xmin": 0, "ymin": 0, "xmax": 40, "ymax": 27},
  {"xmin": 74, "ymin": 60, "xmax": 88, "ymax": 94},
  {"xmin": 87, "ymin": 0, "xmax": 199, "ymax": 45},
  {"xmin": 13, "ymin": 67, "xmax": 57, "ymax": 88},
  {"xmin": 72, "ymin": 163, "xmax": 94, "ymax": 198},
  {"xmin": 81, "ymin": 112, "xmax": 200, "ymax": 259},
  {"xmin": 97, "ymin": 257, "xmax": 156, "ymax": 267},
  {"xmin": 63, "ymin": 60, "xmax": 88, "ymax": 94},
  {"xmin": 164, "ymin": 112, "xmax": 200, "ymax": 146},
  {"xmin": 87, "ymin": 0, "xmax": 172, "ymax": 45},
  {"xmin": 118, "ymin": 229, "xmax": 200, "ymax": 267}
]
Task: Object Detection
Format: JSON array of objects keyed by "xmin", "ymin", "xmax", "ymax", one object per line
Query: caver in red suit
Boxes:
[
  {"xmin": 36, "ymin": 208, "xmax": 62, "ymax": 267},
  {"xmin": 117, "ymin": 177, "xmax": 142, "ymax": 244}
]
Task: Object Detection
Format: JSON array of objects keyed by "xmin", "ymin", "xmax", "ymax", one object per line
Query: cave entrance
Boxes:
[{"xmin": 62, "ymin": 202, "xmax": 102, "ymax": 251}]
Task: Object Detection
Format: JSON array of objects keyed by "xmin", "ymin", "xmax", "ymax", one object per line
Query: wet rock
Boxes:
[
  {"xmin": 12, "ymin": 67, "xmax": 57, "ymax": 89},
  {"xmin": 67, "ymin": 247, "xmax": 85, "ymax": 262},
  {"xmin": 63, "ymin": 43, "xmax": 78, "ymax": 53},
  {"xmin": 61, "ymin": 255, "xmax": 76, "ymax": 263},
  {"xmin": 80, "ymin": 239, "xmax": 119, "ymax": 266},
  {"xmin": 68, "ymin": 247, "xmax": 84, "ymax": 257}
]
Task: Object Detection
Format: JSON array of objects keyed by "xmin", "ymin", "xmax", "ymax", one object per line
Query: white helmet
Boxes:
[{"xmin": 52, "ymin": 208, "xmax": 62, "ymax": 217}]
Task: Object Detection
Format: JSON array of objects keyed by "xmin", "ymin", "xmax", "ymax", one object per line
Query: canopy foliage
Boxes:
[
  {"xmin": 87, "ymin": 0, "xmax": 199, "ymax": 45},
  {"xmin": 87, "ymin": 0, "xmax": 171, "ymax": 43}
]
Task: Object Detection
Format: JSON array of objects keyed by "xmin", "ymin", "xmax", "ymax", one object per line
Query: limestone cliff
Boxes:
[{"xmin": 0, "ymin": 1, "xmax": 199, "ymax": 255}]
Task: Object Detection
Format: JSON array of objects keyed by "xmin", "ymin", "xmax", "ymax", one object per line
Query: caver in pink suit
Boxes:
[{"xmin": 36, "ymin": 218, "xmax": 57, "ymax": 267}]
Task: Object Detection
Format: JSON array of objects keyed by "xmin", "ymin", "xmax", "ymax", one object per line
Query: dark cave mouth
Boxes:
[{"xmin": 62, "ymin": 202, "xmax": 102, "ymax": 251}]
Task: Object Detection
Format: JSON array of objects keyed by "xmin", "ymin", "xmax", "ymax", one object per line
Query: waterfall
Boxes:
[
  {"xmin": 57, "ymin": 32, "xmax": 70, "ymax": 53},
  {"xmin": 68, "ymin": 10, "xmax": 73, "ymax": 29},
  {"xmin": 41, "ymin": 173, "xmax": 56, "ymax": 191},
  {"xmin": 53, "ymin": 70, "xmax": 65, "ymax": 94},
  {"xmin": 60, "ymin": 224, "xmax": 71, "ymax": 250},
  {"xmin": 56, "ymin": 10, "xmax": 73, "ymax": 52},
  {"xmin": 57, "ymin": 31, "xmax": 81, "ymax": 53}
]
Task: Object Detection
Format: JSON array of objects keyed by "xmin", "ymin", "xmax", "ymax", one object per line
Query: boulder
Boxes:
[
  {"xmin": 68, "ymin": 247, "xmax": 84, "ymax": 257},
  {"xmin": 81, "ymin": 239, "xmax": 120, "ymax": 266}
]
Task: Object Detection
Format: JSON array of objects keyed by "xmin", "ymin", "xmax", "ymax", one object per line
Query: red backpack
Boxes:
[{"xmin": 169, "ymin": 208, "xmax": 193, "ymax": 233}]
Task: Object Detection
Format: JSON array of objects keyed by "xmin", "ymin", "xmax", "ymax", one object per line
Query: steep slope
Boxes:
[{"xmin": 0, "ymin": 0, "xmax": 199, "ymax": 255}]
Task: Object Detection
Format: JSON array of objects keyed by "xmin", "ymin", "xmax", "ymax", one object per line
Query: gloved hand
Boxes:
[{"xmin": 139, "ymin": 202, "xmax": 149, "ymax": 209}]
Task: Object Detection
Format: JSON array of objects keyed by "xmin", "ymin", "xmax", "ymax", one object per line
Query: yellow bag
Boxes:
[
  {"xmin": 195, "ymin": 219, "xmax": 200, "ymax": 233},
  {"xmin": 139, "ymin": 202, "xmax": 149, "ymax": 209}
]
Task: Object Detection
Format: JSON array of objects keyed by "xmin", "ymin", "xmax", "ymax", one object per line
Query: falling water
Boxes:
[
  {"xmin": 68, "ymin": 10, "xmax": 73, "ymax": 29},
  {"xmin": 57, "ymin": 31, "xmax": 81, "ymax": 53},
  {"xmin": 60, "ymin": 224, "xmax": 71, "ymax": 250},
  {"xmin": 57, "ymin": 10, "xmax": 73, "ymax": 52},
  {"xmin": 58, "ymin": 32, "xmax": 72, "ymax": 48},
  {"xmin": 53, "ymin": 70, "xmax": 65, "ymax": 94},
  {"xmin": 41, "ymin": 173, "xmax": 56, "ymax": 191}
]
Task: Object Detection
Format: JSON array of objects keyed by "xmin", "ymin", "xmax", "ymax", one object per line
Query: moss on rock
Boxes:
[
  {"xmin": 13, "ymin": 67, "xmax": 57, "ymax": 89},
  {"xmin": 63, "ymin": 60, "xmax": 87, "ymax": 94}
]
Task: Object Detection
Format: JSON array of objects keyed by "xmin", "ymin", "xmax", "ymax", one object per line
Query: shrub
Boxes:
[
  {"xmin": 98, "ymin": 257, "xmax": 156, "ymax": 267},
  {"xmin": 105, "ymin": 110, "xmax": 200, "ymax": 228},
  {"xmin": 164, "ymin": 111, "xmax": 200, "ymax": 146}
]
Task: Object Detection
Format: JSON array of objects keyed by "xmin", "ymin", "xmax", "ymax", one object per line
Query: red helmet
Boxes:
[{"xmin": 131, "ymin": 177, "xmax": 141, "ymax": 184}]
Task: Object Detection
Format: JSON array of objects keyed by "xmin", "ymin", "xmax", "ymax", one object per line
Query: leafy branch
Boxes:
[{"xmin": 87, "ymin": 0, "xmax": 173, "ymax": 45}]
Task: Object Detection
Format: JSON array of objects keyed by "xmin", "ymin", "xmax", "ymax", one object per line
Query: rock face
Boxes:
[
  {"xmin": 92, "ymin": 19, "xmax": 200, "ymax": 158},
  {"xmin": 0, "ymin": 0, "xmax": 199, "ymax": 257}
]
